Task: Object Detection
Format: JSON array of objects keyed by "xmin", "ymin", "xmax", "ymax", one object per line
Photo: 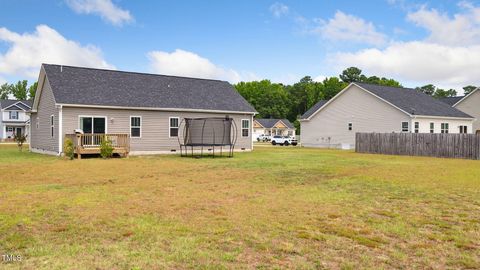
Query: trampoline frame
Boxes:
[{"xmin": 177, "ymin": 117, "xmax": 238, "ymax": 158}]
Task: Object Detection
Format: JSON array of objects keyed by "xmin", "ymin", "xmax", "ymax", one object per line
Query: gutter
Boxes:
[{"xmin": 55, "ymin": 103, "xmax": 258, "ymax": 115}]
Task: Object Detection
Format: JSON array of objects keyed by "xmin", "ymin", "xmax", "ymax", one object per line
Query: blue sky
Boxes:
[{"xmin": 1, "ymin": 0, "xmax": 480, "ymax": 92}]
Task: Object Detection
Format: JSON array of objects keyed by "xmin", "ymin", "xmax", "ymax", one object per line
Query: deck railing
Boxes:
[{"xmin": 64, "ymin": 133, "xmax": 130, "ymax": 158}]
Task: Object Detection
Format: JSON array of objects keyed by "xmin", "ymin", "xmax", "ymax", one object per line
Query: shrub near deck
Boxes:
[{"xmin": 0, "ymin": 145, "xmax": 479, "ymax": 269}]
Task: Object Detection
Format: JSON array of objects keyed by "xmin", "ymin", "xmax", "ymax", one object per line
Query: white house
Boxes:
[
  {"xmin": 0, "ymin": 100, "xmax": 32, "ymax": 141},
  {"xmin": 440, "ymin": 88, "xmax": 480, "ymax": 134},
  {"xmin": 300, "ymin": 83, "xmax": 476, "ymax": 149},
  {"xmin": 253, "ymin": 118, "xmax": 296, "ymax": 141}
]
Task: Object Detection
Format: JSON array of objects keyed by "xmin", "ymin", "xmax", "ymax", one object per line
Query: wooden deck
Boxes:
[{"xmin": 65, "ymin": 133, "xmax": 130, "ymax": 159}]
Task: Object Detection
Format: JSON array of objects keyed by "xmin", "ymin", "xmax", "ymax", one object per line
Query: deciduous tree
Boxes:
[
  {"xmin": 11, "ymin": 80, "xmax": 28, "ymax": 100},
  {"xmin": 463, "ymin": 85, "xmax": 477, "ymax": 95},
  {"xmin": 0, "ymin": 83, "xmax": 11, "ymax": 99},
  {"xmin": 28, "ymin": 82, "xmax": 38, "ymax": 100}
]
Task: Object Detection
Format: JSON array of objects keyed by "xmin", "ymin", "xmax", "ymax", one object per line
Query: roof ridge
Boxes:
[
  {"xmin": 355, "ymin": 82, "xmax": 417, "ymax": 91},
  {"xmin": 42, "ymin": 63, "xmax": 229, "ymax": 83}
]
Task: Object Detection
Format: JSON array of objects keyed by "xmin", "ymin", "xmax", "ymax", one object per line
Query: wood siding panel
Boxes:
[
  {"xmin": 301, "ymin": 85, "xmax": 410, "ymax": 148},
  {"xmin": 30, "ymin": 74, "xmax": 59, "ymax": 153},
  {"xmin": 62, "ymin": 107, "xmax": 253, "ymax": 153}
]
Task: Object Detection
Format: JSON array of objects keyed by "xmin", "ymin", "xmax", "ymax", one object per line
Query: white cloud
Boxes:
[
  {"xmin": 269, "ymin": 2, "xmax": 289, "ymax": 18},
  {"xmin": 66, "ymin": 0, "xmax": 133, "ymax": 26},
  {"xmin": 313, "ymin": 75, "xmax": 327, "ymax": 82},
  {"xmin": 310, "ymin": 11, "xmax": 387, "ymax": 46},
  {"xmin": 147, "ymin": 49, "xmax": 257, "ymax": 83},
  {"xmin": 329, "ymin": 3, "xmax": 480, "ymax": 91},
  {"xmin": 333, "ymin": 41, "xmax": 480, "ymax": 89},
  {"xmin": 0, "ymin": 25, "xmax": 114, "ymax": 78},
  {"xmin": 407, "ymin": 3, "xmax": 480, "ymax": 46}
]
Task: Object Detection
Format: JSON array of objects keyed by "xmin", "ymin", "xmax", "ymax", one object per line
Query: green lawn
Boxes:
[{"xmin": 1, "ymin": 145, "xmax": 479, "ymax": 269}]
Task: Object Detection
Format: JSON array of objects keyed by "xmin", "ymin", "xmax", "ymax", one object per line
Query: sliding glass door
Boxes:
[
  {"xmin": 80, "ymin": 117, "xmax": 106, "ymax": 145},
  {"xmin": 80, "ymin": 117, "xmax": 106, "ymax": 134}
]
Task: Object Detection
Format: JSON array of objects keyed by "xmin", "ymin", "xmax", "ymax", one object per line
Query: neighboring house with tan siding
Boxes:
[
  {"xmin": 300, "ymin": 83, "xmax": 475, "ymax": 149},
  {"xmin": 30, "ymin": 64, "xmax": 256, "ymax": 155},
  {"xmin": 253, "ymin": 118, "xmax": 296, "ymax": 141},
  {"xmin": 440, "ymin": 88, "xmax": 480, "ymax": 134},
  {"xmin": 0, "ymin": 100, "xmax": 32, "ymax": 142}
]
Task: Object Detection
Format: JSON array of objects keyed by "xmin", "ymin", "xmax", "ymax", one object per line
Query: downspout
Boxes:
[
  {"xmin": 58, "ymin": 105, "xmax": 63, "ymax": 156},
  {"xmin": 26, "ymin": 111, "xmax": 31, "ymax": 151},
  {"xmin": 251, "ymin": 113, "xmax": 257, "ymax": 151}
]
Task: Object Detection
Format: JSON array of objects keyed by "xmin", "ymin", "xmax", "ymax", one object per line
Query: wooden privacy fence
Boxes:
[{"xmin": 356, "ymin": 133, "xmax": 480, "ymax": 160}]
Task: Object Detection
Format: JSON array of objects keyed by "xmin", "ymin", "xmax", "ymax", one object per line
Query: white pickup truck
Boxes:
[{"xmin": 271, "ymin": 136, "xmax": 298, "ymax": 146}]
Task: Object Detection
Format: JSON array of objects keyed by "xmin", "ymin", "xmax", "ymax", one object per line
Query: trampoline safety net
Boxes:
[{"xmin": 178, "ymin": 117, "xmax": 238, "ymax": 158}]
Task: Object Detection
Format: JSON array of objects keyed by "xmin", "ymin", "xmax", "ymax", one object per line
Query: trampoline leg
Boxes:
[{"xmin": 213, "ymin": 145, "xmax": 215, "ymax": 158}]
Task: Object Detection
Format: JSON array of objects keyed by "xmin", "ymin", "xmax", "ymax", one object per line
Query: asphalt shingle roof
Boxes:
[
  {"xmin": 0, "ymin": 100, "xmax": 32, "ymax": 110},
  {"xmin": 300, "ymin": 100, "xmax": 328, "ymax": 119},
  {"xmin": 255, "ymin": 118, "xmax": 295, "ymax": 129},
  {"xmin": 439, "ymin": 96, "xmax": 464, "ymax": 106},
  {"xmin": 354, "ymin": 83, "xmax": 472, "ymax": 118},
  {"xmin": 43, "ymin": 64, "xmax": 256, "ymax": 113},
  {"xmin": 301, "ymin": 83, "xmax": 473, "ymax": 119}
]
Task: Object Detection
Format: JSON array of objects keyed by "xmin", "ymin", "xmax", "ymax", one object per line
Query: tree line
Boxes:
[
  {"xmin": 0, "ymin": 80, "xmax": 37, "ymax": 100},
  {"xmin": 234, "ymin": 67, "xmax": 477, "ymax": 130}
]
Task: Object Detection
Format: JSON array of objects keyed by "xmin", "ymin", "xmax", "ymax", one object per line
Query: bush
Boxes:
[
  {"xmin": 14, "ymin": 134, "xmax": 27, "ymax": 152},
  {"xmin": 63, "ymin": 138, "xmax": 75, "ymax": 160},
  {"xmin": 100, "ymin": 136, "xmax": 114, "ymax": 159}
]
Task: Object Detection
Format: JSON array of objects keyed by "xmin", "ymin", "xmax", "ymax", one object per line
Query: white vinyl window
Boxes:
[
  {"xmin": 430, "ymin": 122, "xmax": 434, "ymax": 133},
  {"xmin": 441, "ymin": 123, "xmax": 449, "ymax": 134},
  {"xmin": 241, "ymin": 119, "xmax": 250, "ymax": 137},
  {"xmin": 459, "ymin": 125, "xmax": 468, "ymax": 134},
  {"xmin": 7, "ymin": 127, "xmax": 13, "ymax": 132},
  {"xmin": 401, "ymin": 122, "xmax": 409, "ymax": 132},
  {"xmin": 130, "ymin": 116, "xmax": 141, "ymax": 138},
  {"xmin": 9, "ymin": 111, "xmax": 18, "ymax": 120},
  {"xmin": 169, "ymin": 117, "xmax": 179, "ymax": 137},
  {"xmin": 414, "ymin": 122, "xmax": 419, "ymax": 133},
  {"xmin": 50, "ymin": 115, "xmax": 54, "ymax": 138}
]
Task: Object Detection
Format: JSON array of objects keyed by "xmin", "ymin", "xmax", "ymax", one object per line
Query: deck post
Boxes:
[{"xmin": 76, "ymin": 134, "xmax": 82, "ymax": 160}]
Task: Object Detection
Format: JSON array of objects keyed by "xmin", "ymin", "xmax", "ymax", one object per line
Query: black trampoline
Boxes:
[{"xmin": 178, "ymin": 117, "xmax": 238, "ymax": 158}]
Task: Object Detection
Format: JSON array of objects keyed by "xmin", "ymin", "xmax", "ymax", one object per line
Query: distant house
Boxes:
[
  {"xmin": 0, "ymin": 100, "xmax": 32, "ymax": 141},
  {"xmin": 300, "ymin": 83, "xmax": 475, "ymax": 149},
  {"xmin": 253, "ymin": 119, "xmax": 296, "ymax": 140},
  {"xmin": 440, "ymin": 88, "xmax": 480, "ymax": 134},
  {"xmin": 30, "ymin": 64, "xmax": 257, "ymax": 155}
]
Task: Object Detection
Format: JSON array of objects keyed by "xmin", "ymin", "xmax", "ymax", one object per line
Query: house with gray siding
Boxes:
[
  {"xmin": 30, "ymin": 64, "xmax": 256, "ymax": 155},
  {"xmin": 440, "ymin": 88, "xmax": 480, "ymax": 134},
  {"xmin": 1, "ymin": 100, "xmax": 32, "ymax": 141},
  {"xmin": 300, "ymin": 83, "xmax": 476, "ymax": 149}
]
